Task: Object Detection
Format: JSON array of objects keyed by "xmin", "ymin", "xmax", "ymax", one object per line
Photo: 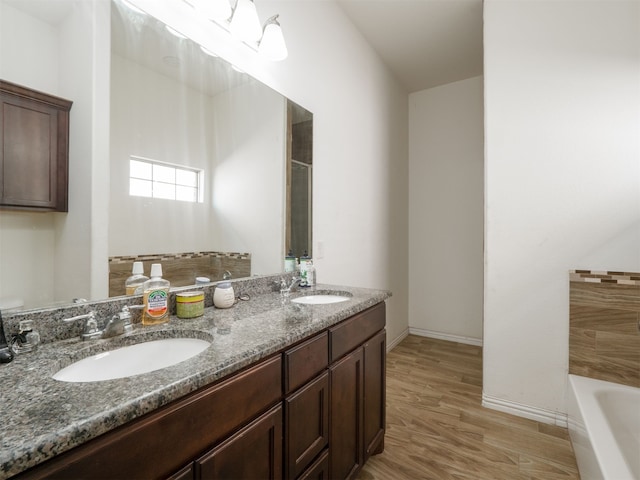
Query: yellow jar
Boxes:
[{"xmin": 176, "ymin": 291, "xmax": 204, "ymax": 319}]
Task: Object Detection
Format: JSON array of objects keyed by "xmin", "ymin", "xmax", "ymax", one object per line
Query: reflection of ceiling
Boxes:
[
  {"xmin": 111, "ymin": 3, "xmax": 251, "ymax": 98},
  {"xmin": 3, "ymin": 0, "xmax": 74, "ymax": 24},
  {"xmin": 336, "ymin": 0, "xmax": 483, "ymax": 93}
]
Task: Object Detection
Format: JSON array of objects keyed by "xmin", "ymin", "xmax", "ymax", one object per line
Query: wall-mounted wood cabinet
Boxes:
[{"xmin": 0, "ymin": 80, "xmax": 72, "ymax": 212}]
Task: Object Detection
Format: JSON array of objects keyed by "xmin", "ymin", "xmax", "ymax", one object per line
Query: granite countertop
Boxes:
[{"xmin": 0, "ymin": 284, "xmax": 390, "ymax": 479}]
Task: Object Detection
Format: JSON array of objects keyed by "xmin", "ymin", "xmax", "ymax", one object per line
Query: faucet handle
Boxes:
[{"xmin": 63, "ymin": 311, "xmax": 102, "ymax": 340}]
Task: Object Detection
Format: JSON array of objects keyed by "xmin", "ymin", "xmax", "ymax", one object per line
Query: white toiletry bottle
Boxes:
[
  {"xmin": 214, "ymin": 281, "xmax": 235, "ymax": 308},
  {"xmin": 125, "ymin": 261, "xmax": 149, "ymax": 295},
  {"xmin": 142, "ymin": 263, "xmax": 170, "ymax": 325},
  {"xmin": 306, "ymin": 261, "xmax": 316, "ymax": 287}
]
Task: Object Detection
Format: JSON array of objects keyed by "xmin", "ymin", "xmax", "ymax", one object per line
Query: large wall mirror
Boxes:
[{"xmin": 0, "ymin": 0, "xmax": 312, "ymax": 311}]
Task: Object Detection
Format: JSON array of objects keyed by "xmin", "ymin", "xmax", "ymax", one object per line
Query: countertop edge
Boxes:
[{"xmin": 1, "ymin": 286, "xmax": 390, "ymax": 479}]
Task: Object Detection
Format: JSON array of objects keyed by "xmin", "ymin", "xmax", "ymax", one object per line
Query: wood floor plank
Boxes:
[{"xmin": 357, "ymin": 335, "xmax": 580, "ymax": 480}]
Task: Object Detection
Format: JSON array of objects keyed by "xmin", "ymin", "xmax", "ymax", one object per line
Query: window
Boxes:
[{"xmin": 129, "ymin": 156, "xmax": 203, "ymax": 203}]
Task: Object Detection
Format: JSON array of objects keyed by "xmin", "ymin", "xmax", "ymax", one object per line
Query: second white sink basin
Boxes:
[
  {"xmin": 53, "ymin": 338, "xmax": 211, "ymax": 382},
  {"xmin": 292, "ymin": 294, "xmax": 351, "ymax": 305}
]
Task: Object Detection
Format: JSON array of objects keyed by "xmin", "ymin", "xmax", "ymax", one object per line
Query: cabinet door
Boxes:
[
  {"xmin": 196, "ymin": 405, "xmax": 282, "ymax": 480},
  {"xmin": 166, "ymin": 463, "xmax": 194, "ymax": 480},
  {"xmin": 285, "ymin": 372, "xmax": 329, "ymax": 479},
  {"xmin": 0, "ymin": 81, "xmax": 71, "ymax": 212},
  {"xmin": 329, "ymin": 348, "xmax": 363, "ymax": 480},
  {"xmin": 297, "ymin": 450, "xmax": 329, "ymax": 480},
  {"xmin": 363, "ymin": 329, "xmax": 386, "ymax": 460}
]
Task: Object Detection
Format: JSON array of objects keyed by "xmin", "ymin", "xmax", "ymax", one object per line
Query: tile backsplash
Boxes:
[
  {"xmin": 569, "ymin": 269, "xmax": 640, "ymax": 387},
  {"xmin": 2, "ymin": 273, "xmax": 291, "ymax": 347},
  {"xmin": 109, "ymin": 251, "xmax": 251, "ymax": 296}
]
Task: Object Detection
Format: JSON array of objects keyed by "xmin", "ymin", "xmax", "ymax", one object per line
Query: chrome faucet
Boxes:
[
  {"xmin": 280, "ymin": 276, "xmax": 301, "ymax": 294},
  {"xmin": 63, "ymin": 306, "xmax": 138, "ymax": 341},
  {"xmin": 102, "ymin": 306, "xmax": 135, "ymax": 338},
  {"xmin": 63, "ymin": 311, "xmax": 102, "ymax": 340}
]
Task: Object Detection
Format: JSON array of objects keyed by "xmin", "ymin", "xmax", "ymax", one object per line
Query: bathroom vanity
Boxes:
[{"xmin": 1, "ymin": 282, "xmax": 389, "ymax": 480}]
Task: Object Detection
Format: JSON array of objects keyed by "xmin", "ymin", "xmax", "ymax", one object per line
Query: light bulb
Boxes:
[
  {"xmin": 259, "ymin": 16, "xmax": 288, "ymax": 61},
  {"xmin": 229, "ymin": 0, "xmax": 262, "ymax": 43}
]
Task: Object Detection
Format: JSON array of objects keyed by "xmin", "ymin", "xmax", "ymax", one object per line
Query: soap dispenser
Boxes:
[
  {"xmin": 214, "ymin": 271, "xmax": 235, "ymax": 309},
  {"xmin": 125, "ymin": 261, "xmax": 149, "ymax": 295},
  {"xmin": 284, "ymin": 249, "xmax": 297, "ymax": 273},
  {"xmin": 142, "ymin": 263, "xmax": 170, "ymax": 325}
]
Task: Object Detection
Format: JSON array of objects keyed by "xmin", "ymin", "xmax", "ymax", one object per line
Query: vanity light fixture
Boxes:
[
  {"xmin": 165, "ymin": 25, "xmax": 188, "ymax": 39},
  {"xmin": 192, "ymin": 0, "xmax": 232, "ymax": 22},
  {"xmin": 258, "ymin": 14, "xmax": 288, "ymax": 61},
  {"xmin": 184, "ymin": 0, "xmax": 289, "ymax": 61},
  {"xmin": 229, "ymin": 0, "xmax": 262, "ymax": 43},
  {"xmin": 200, "ymin": 45, "xmax": 219, "ymax": 57}
]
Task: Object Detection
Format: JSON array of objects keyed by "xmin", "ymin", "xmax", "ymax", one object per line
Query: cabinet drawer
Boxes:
[
  {"xmin": 17, "ymin": 355, "xmax": 282, "ymax": 480},
  {"xmin": 284, "ymin": 332, "xmax": 328, "ymax": 394},
  {"xmin": 329, "ymin": 303, "xmax": 385, "ymax": 362}
]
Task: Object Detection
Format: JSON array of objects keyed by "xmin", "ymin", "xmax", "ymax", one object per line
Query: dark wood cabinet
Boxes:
[
  {"xmin": 15, "ymin": 303, "xmax": 386, "ymax": 480},
  {"xmin": 297, "ymin": 450, "xmax": 329, "ymax": 480},
  {"xmin": 363, "ymin": 329, "xmax": 386, "ymax": 460},
  {"xmin": 329, "ymin": 348, "xmax": 364, "ymax": 480},
  {"xmin": 168, "ymin": 463, "xmax": 195, "ymax": 480},
  {"xmin": 196, "ymin": 405, "xmax": 283, "ymax": 480},
  {"xmin": 0, "ymin": 80, "xmax": 72, "ymax": 212},
  {"xmin": 284, "ymin": 372, "xmax": 329, "ymax": 479},
  {"xmin": 328, "ymin": 303, "xmax": 386, "ymax": 479}
]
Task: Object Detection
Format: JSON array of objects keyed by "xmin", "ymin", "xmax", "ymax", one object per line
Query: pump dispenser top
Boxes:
[{"xmin": 125, "ymin": 261, "xmax": 149, "ymax": 295}]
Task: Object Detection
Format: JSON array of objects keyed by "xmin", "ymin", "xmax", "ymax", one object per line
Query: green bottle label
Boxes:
[{"xmin": 146, "ymin": 289, "xmax": 168, "ymax": 318}]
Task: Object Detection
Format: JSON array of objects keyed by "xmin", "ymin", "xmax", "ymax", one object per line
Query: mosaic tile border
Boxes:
[
  {"xmin": 570, "ymin": 269, "xmax": 640, "ymax": 286},
  {"xmin": 109, "ymin": 251, "xmax": 251, "ymax": 264}
]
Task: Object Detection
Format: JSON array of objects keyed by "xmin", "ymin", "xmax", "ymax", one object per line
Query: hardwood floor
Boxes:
[{"xmin": 357, "ymin": 335, "xmax": 580, "ymax": 480}]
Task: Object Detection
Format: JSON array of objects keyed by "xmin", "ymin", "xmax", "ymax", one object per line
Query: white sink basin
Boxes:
[
  {"xmin": 291, "ymin": 294, "xmax": 350, "ymax": 305},
  {"xmin": 53, "ymin": 338, "xmax": 211, "ymax": 382}
]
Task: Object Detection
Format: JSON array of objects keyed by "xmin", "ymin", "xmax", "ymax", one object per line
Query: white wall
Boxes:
[
  {"xmin": 0, "ymin": 2, "xmax": 109, "ymax": 309},
  {"xmin": 131, "ymin": 0, "xmax": 410, "ymax": 343},
  {"xmin": 210, "ymin": 82, "xmax": 286, "ymax": 275},
  {"xmin": 110, "ymin": 54, "xmax": 218, "ymax": 256},
  {"xmin": 110, "ymin": 55, "xmax": 285, "ymax": 276},
  {"xmin": 55, "ymin": 0, "xmax": 110, "ymax": 304},
  {"xmin": 409, "ymin": 76, "xmax": 484, "ymax": 344},
  {"xmin": 0, "ymin": 3, "xmax": 59, "ymax": 309},
  {"xmin": 484, "ymin": 0, "xmax": 640, "ymax": 421}
]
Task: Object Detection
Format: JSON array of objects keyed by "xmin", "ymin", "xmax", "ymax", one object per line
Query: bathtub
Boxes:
[{"xmin": 568, "ymin": 374, "xmax": 640, "ymax": 480}]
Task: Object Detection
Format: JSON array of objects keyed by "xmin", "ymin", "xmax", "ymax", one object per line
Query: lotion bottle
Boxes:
[
  {"xmin": 125, "ymin": 261, "xmax": 148, "ymax": 295},
  {"xmin": 142, "ymin": 263, "xmax": 170, "ymax": 325},
  {"xmin": 284, "ymin": 250, "xmax": 296, "ymax": 273}
]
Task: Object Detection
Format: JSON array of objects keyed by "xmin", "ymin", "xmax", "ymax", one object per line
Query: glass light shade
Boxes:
[
  {"xmin": 193, "ymin": 0, "xmax": 231, "ymax": 22},
  {"xmin": 229, "ymin": 0, "xmax": 262, "ymax": 43},
  {"xmin": 259, "ymin": 21, "xmax": 288, "ymax": 61},
  {"xmin": 165, "ymin": 25, "xmax": 187, "ymax": 39}
]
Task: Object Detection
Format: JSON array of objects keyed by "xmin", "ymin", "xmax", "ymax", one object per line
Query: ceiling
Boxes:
[
  {"xmin": 4, "ymin": 0, "xmax": 484, "ymax": 94},
  {"xmin": 335, "ymin": 0, "xmax": 484, "ymax": 93}
]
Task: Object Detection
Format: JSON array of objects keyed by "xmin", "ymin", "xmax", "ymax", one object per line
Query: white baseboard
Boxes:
[
  {"xmin": 409, "ymin": 327, "xmax": 483, "ymax": 347},
  {"xmin": 386, "ymin": 328, "xmax": 409, "ymax": 352},
  {"xmin": 482, "ymin": 393, "xmax": 568, "ymax": 427}
]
